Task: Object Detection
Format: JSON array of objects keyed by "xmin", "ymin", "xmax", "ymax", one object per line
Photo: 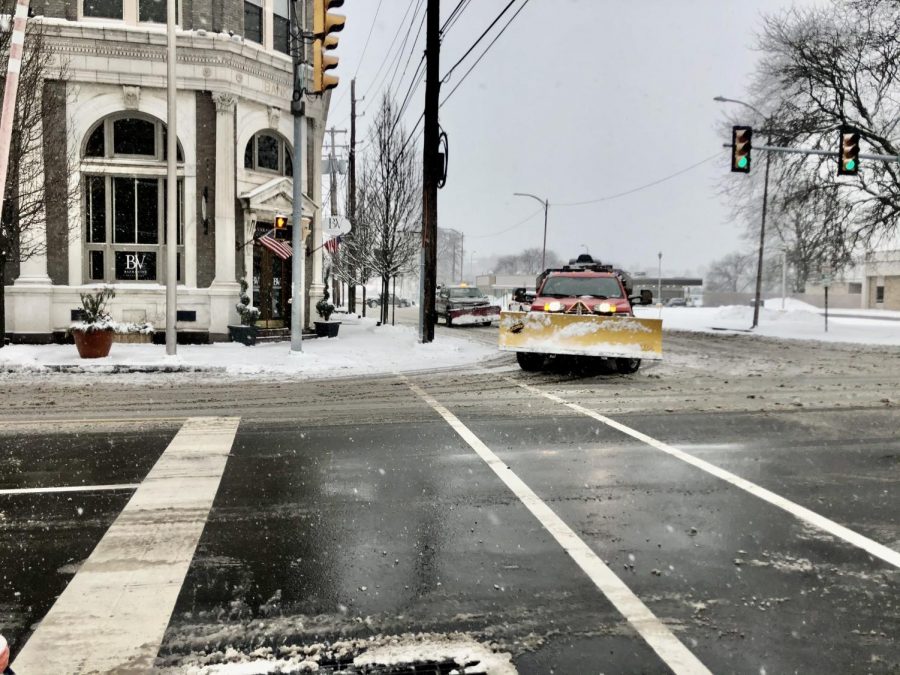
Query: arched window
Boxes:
[
  {"xmin": 244, "ymin": 131, "xmax": 293, "ymax": 176},
  {"xmin": 82, "ymin": 115, "xmax": 184, "ymax": 284}
]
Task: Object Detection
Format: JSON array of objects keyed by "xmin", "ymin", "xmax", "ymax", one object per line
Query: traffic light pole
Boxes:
[{"xmin": 420, "ymin": 0, "xmax": 440, "ymax": 343}]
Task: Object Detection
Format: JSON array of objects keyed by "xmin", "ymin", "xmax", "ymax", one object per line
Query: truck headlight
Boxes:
[
  {"xmin": 594, "ymin": 302, "xmax": 615, "ymax": 314},
  {"xmin": 544, "ymin": 301, "xmax": 563, "ymax": 312}
]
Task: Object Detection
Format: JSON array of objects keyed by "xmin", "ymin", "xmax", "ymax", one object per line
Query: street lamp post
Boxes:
[
  {"xmin": 714, "ymin": 96, "xmax": 772, "ymax": 329},
  {"xmin": 469, "ymin": 251, "xmax": 477, "ymax": 282},
  {"xmin": 513, "ymin": 192, "xmax": 549, "ymax": 270}
]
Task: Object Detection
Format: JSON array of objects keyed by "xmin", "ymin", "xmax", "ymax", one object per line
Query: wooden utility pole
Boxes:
[
  {"xmin": 326, "ymin": 126, "xmax": 346, "ymax": 307},
  {"xmin": 347, "ymin": 78, "xmax": 360, "ymax": 314},
  {"xmin": 419, "ymin": 0, "xmax": 440, "ymax": 342}
]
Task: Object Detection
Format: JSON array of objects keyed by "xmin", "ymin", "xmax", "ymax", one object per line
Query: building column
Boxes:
[
  {"xmin": 208, "ymin": 92, "xmax": 239, "ymax": 338},
  {"xmin": 11, "ymin": 78, "xmax": 53, "ymax": 339}
]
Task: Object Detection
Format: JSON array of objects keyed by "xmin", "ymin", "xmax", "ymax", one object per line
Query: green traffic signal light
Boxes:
[
  {"xmin": 845, "ymin": 159, "xmax": 856, "ymax": 172},
  {"xmin": 737, "ymin": 156, "xmax": 748, "ymax": 169}
]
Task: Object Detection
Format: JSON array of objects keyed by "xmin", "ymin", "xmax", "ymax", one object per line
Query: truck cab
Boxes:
[{"xmin": 531, "ymin": 257, "xmax": 652, "ymax": 316}]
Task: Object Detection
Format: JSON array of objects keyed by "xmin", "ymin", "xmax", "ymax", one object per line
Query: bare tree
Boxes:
[
  {"xmin": 0, "ymin": 14, "xmax": 78, "ymax": 343},
  {"xmin": 437, "ymin": 227, "xmax": 462, "ymax": 284},
  {"xmin": 495, "ymin": 247, "xmax": 562, "ymax": 275},
  {"xmin": 747, "ymin": 0, "xmax": 900, "ymax": 250},
  {"xmin": 331, "ymin": 185, "xmax": 379, "ymax": 315},
  {"xmin": 355, "ymin": 95, "xmax": 421, "ymax": 324},
  {"xmin": 705, "ymin": 252, "xmax": 756, "ymax": 292}
]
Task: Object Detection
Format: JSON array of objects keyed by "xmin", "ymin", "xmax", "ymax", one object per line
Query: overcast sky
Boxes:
[{"xmin": 326, "ymin": 0, "xmax": 822, "ymax": 276}]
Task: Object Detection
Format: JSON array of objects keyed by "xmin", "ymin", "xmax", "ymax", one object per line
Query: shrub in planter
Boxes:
[
  {"xmin": 70, "ymin": 287, "xmax": 117, "ymax": 358},
  {"xmin": 314, "ymin": 284, "xmax": 341, "ymax": 338},
  {"xmin": 112, "ymin": 322, "xmax": 155, "ymax": 343},
  {"xmin": 229, "ymin": 280, "xmax": 260, "ymax": 346}
]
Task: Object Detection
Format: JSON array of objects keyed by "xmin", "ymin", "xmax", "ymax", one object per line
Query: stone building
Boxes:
[{"xmin": 4, "ymin": 0, "xmax": 330, "ymax": 342}]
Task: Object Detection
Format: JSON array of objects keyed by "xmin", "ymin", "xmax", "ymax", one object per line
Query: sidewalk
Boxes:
[{"xmin": 0, "ymin": 317, "xmax": 497, "ymax": 378}]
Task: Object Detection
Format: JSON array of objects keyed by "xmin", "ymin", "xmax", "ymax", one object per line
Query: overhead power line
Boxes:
[
  {"xmin": 555, "ymin": 152, "xmax": 722, "ymax": 206},
  {"xmin": 468, "ymin": 208, "xmax": 543, "ymax": 239},
  {"xmin": 441, "ymin": 0, "xmax": 518, "ymax": 84},
  {"xmin": 440, "ymin": 0, "xmax": 530, "ymax": 108},
  {"xmin": 441, "ymin": 0, "xmax": 472, "ymax": 34},
  {"xmin": 331, "ymin": 0, "xmax": 385, "ymax": 112},
  {"xmin": 359, "ymin": 0, "xmax": 421, "ymax": 102}
]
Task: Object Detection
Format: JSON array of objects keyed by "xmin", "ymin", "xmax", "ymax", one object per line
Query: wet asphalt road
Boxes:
[{"xmin": 0, "ymin": 326, "xmax": 898, "ymax": 673}]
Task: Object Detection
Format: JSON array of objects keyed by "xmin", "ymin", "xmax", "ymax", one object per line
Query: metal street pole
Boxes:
[
  {"xmin": 781, "ymin": 248, "xmax": 787, "ymax": 310},
  {"xmin": 513, "ymin": 192, "xmax": 549, "ymax": 269},
  {"xmin": 714, "ymin": 96, "xmax": 772, "ymax": 329},
  {"xmin": 165, "ymin": 0, "xmax": 177, "ymax": 355},
  {"xmin": 290, "ymin": 0, "xmax": 307, "ymax": 352},
  {"xmin": 469, "ymin": 251, "xmax": 476, "ymax": 282},
  {"xmin": 657, "ymin": 251, "xmax": 662, "ymax": 319},
  {"xmin": 752, "ymin": 136, "xmax": 772, "ymax": 328}
]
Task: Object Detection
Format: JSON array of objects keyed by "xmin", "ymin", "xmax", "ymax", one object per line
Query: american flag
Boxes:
[
  {"xmin": 257, "ymin": 233, "xmax": 293, "ymax": 260},
  {"xmin": 324, "ymin": 235, "xmax": 341, "ymax": 254}
]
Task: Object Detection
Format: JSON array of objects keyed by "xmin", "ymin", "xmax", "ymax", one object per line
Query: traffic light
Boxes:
[
  {"xmin": 731, "ymin": 126, "xmax": 752, "ymax": 173},
  {"xmin": 312, "ymin": 0, "xmax": 345, "ymax": 94},
  {"xmin": 274, "ymin": 214, "xmax": 288, "ymax": 230},
  {"xmin": 838, "ymin": 126, "xmax": 860, "ymax": 176}
]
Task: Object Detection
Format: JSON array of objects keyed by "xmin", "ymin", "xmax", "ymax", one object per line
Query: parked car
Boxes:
[{"xmin": 666, "ymin": 297, "xmax": 687, "ymax": 307}]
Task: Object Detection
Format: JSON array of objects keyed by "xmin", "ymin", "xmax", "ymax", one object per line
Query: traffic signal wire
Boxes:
[
  {"xmin": 554, "ymin": 151, "xmax": 722, "ymax": 207},
  {"xmin": 440, "ymin": 0, "xmax": 531, "ymax": 108}
]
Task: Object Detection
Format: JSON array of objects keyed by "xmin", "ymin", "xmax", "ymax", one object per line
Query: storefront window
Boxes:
[{"xmin": 82, "ymin": 115, "xmax": 184, "ymax": 283}]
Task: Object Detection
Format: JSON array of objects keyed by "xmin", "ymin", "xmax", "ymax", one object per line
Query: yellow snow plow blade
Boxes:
[{"xmin": 498, "ymin": 311, "xmax": 663, "ymax": 360}]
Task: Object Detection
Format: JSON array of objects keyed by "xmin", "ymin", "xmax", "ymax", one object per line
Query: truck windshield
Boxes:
[
  {"xmin": 541, "ymin": 276, "xmax": 623, "ymax": 299},
  {"xmin": 449, "ymin": 288, "xmax": 484, "ymax": 298}
]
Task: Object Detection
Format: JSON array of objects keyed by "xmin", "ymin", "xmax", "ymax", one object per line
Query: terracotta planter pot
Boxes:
[{"xmin": 73, "ymin": 329, "xmax": 115, "ymax": 358}]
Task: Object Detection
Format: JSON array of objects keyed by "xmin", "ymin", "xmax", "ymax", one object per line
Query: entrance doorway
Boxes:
[{"xmin": 252, "ymin": 223, "xmax": 293, "ymax": 326}]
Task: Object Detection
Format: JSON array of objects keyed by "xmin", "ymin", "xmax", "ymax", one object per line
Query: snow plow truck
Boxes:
[{"xmin": 499, "ymin": 255, "xmax": 662, "ymax": 373}]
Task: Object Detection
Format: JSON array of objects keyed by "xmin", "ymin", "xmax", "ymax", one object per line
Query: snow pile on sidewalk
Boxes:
[
  {"xmin": 0, "ymin": 317, "xmax": 497, "ymax": 378},
  {"xmin": 635, "ymin": 300, "xmax": 900, "ymax": 346}
]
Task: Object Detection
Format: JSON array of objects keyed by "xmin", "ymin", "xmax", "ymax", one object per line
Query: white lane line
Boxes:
[
  {"xmin": 12, "ymin": 416, "xmax": 241, "ymax": 674},
  {"xmin": 510, "ymin": 378, "xmax": 900, "ymax": 570},
  {"xmin": 0, "ymin": 483, "xmax": 139, "ymax": 496},
  {"xmin": 404, "ymin": 379, "xmax": 711, "ymax": 675}
]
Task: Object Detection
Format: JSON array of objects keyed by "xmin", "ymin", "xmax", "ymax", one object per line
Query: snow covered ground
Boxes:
[
  {"xmin": 0, "ymin": 317, "xmax": 497, "ymax": 378},
  {"xmin": 635, "ymin": 298, "xmax": 900, "ymax": 346}
]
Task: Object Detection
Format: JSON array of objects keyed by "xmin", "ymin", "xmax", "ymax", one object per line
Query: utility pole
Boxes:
[
  {"xmin": 459, "ymin": 232, "xmax": 464, "ymax": 282},
  {"xmin": 290, "ymin": 0, "xmax": 307, "ymax": 353},
  {"xmin": 347, "ymin": 77, "xmax": 358, "ymax": 313},
  {"xmin": 326, "ymin": 126, "xmax": 346, "ymax": 307},
  {"xmin": 419, "ymin": 0, "xmax": 440, "ymax": 342}
]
